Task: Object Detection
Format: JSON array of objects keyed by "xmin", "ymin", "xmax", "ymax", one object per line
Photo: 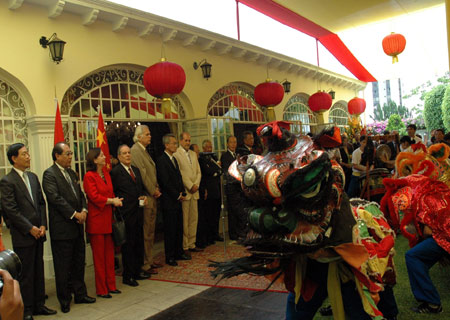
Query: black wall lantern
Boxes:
[
  {"xmin": 281, "ymin": 79, "xmax": 291, "ymax": 93},
  {"xmin": 193, "ymin": 59, "xmax": 212, "ymax": 79},
  {"xmin": 39, "ymin": 33, "xmax": 66, "ymax": 64},
  {"xmin": 328, "ymin": 89, "xmax": 336, "ymax": 100}
]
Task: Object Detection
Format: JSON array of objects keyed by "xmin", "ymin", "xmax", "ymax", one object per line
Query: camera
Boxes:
[{"xmin": 0, "ymin": 249, "xmax": 22, "ymax": 296}]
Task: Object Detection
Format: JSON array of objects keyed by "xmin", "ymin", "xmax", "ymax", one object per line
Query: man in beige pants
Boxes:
[
  {"xmin": 174, "ymin": 132, "xmax": 202, "ymax": 255},
  {"xmin": 130, "ymin": 125, "xmax": 162, "ymax": 274}
]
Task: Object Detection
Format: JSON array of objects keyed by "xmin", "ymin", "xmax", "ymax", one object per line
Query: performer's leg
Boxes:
[{"xmin": 405, "ymin": 237, "xmax": 444, "ymax": 305}]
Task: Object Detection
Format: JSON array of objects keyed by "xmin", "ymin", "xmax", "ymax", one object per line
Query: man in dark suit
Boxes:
[
  {"xmin": 220, "ymin": 135, "xmax": 247, "ymax": 240},
  {"xmin": 156, "ymin": 134, "xmax": 190, "ymax": 266},
  {"xmin": 236, "ymin": 131, "xmax": 254, "ymax": 156},
  {"xmin": 42, "ymin": 142, "xmax": 96, "ymax": 313},
  {"xmin": 111, "ymin": 145, "xmax": 151, "ymax": 287},
  {"xmin": 197, "ymin": 140, "xmax": 223, "ymax": 248},
  {"xmin": 0, "ymin": 143, "xmax": 57, "ymax": 320}
]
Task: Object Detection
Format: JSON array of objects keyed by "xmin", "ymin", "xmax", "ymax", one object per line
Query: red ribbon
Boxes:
[{"xmin": 256, "ymin": 121, "xmax": 291, "ymax": 139}]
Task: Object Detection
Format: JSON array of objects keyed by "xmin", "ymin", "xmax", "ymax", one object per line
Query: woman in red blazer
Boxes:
[{"xmin": 83, "ymin": 148, "xmax": 123, "ymax": 298}]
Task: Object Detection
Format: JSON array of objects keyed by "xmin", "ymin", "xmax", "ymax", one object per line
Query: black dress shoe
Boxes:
[
  {"xmin": 109, "ymin": 289, "xmax": 121, "ymax": 294},
  {"xmin": 61, "ymin": 303, "xmax": 70, "ymax": 313},
  {"xmin": 123, "ymin": 278, "xmax": 139, "ymax": 287},
  {"xmin": 166, "ymin": 259, "xmax": 178, "ymax": 266},
  {"xmin": 214, "ymin": 235, "xmax": 224, "ymax": 241},
  {"xmin": 176, "ymin": 253, "xmax": 192, "ymax": 261},
  {"xmin": 74, "ymin": 295, "xmax": 96, "ymax": 304},
  {"xmin": 151, "ymin": 262, "xmax": 164, "ymax": 268},
  {"xmin": 33, "ymin": 306, "xmax": 57, "ymax": 316},
  {"xmin": 24, "ymin": 315, "xmax": 34, "ymax": 320},
  {"xmin": 196, "ymin": 243, "xmax": 206, "ymax": 249},
  {"xmin": 97, "ymin": 294, "xmax": 112, "ymax": 299},
  {"xmin": 135, "ymin": 271, "xmax": 151, "ymax": 279},
  {"xmin": 189, "ymin": 247, "xmax": 203, "ymax": 252}
]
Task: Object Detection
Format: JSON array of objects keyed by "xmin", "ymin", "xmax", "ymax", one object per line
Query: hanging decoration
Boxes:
[
  {"xmin": 254, "ymin": 79, "xmax": 284, "ymax": 122},
  {"xmin": 143, "ymin": 58, "xmax": 186, "ymax": 116},
  {"xmin": 348, "ymin": 97, "xmax": 366, "ymax": 116},
  {"xmin": 382, "ymin": 32, "xmax": 406, "ymax": 63},
  {"xmin": 308, "ymin": 91, "xmax": 332, "ymax": 113}
]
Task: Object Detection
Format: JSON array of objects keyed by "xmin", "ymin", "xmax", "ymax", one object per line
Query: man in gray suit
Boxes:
[
  {"xmin": 131, "ymin": 125, "xmax": 162, "ymax": 274},
  {"xmin": 0, "ymin": 143, "xmax": 56, "ymax": 320}
]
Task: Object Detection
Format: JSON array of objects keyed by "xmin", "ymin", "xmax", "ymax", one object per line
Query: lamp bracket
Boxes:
[
  {"xmin": 193, "ymin": 59, "xmax": 207, "ymax": 69},
  {"xmin": 39, "ymin": 33, "xmax": 57, "ymax": 48}
]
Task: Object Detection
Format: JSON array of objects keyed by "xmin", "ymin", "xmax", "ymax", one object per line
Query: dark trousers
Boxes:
[
  {"xmin": 197, "ymin": 198, "xmax": 221, "ymax": 246},
  {"xmin": 226, "ymin": 188, "xmax": 248, "ymax": 240},
  {"xmin": 122, "ymin": 211, "xmax": 144, "ymax": 279},
  {"xmin": 406, "ymin": 237, "xmax": 445, "ymax": 305},
  {"xmin": 51, "ymin": 236, "xmax": 88, "ymax": 306},
  {"xmin": 285, "ymin": 259, "xmax": 397, "ymax": 320},
  {"xmin": 14, "ymin": 241, "xmax": 45, "ymax": 316},
  {"xmin": 162, "ymin": 203, "xmax": 184, "ymax": 261}
]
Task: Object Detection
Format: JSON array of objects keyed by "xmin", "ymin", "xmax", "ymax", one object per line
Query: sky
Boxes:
[{"xmin": 107, "ymin": 0, "xmax": 448, "ymax": 120}]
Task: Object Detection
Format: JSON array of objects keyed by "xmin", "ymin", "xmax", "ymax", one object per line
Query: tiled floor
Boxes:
[{"xmin": 1, "ymin": 228, "xmax": 211, "ymax": 320}]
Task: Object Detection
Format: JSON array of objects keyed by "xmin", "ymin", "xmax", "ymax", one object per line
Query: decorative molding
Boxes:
[
  {"xmin": 138, "ymin": 23, "xmax": 155, "ymax": 37},
  {"xmin": 201, "ymin": 40, "xmax": 216, "ymax": 51},
  {"xmin": 48, "ymin": 0, "xmax": 65, "ymax": 19},
  {"xmin": 82, "ymin": 8, "xmax": 99, "ymax": 26},
  {"xmin": 245, "ymin": 53, "xmax": 260, "ymax": 62},
  {"xmin": 279, "ymin": 62, "xmax": 292, "ymax": 71},
  {"xmin": 216, "ymin": 44, "xmax": 232, "ymax": 55},
  {"xmin": 8, "ymin": 0, "xmax": 24, "ymax": 10},
  {"xmin": 232, "ymin": 48, "xmax": 247, "ymax": 59},
  {"xmin": 112, "ymin": 16, "xmax": 128, "ymax": 32},
  {"xmin": 182, "ymin": 35, "xmax": 198, "ymax": 47},
  {"xmin": 257, "ymin": 56, "xmax": 272, "ymax": 65},
  {"xmin": 161, "ymin": 28, "xmax": 177, "ymax": 42},
  {"xmin": 269, "ymin": 59, "xmax": 282, "ymax": 69}
]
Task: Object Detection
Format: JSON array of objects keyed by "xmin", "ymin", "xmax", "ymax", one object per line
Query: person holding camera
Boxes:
[
  {"xmin": 197, "ymin": 140, "xmax": 223, "ymax": 248},
  {"xmin": 0, "ymin": 269, "xmax": 24, "ymax": 320},
  {"xmin": 42, "ymin": 142, "xmax": 96, "ymax": 313},
  {"xmin": 0, "ymin": 143, "xmax": 57, "ymax": 320}
]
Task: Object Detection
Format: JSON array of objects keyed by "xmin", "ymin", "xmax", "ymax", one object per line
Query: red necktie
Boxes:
[{"xmin": 129, "ymin": 167, "xmax": 136, "ymax": 182}]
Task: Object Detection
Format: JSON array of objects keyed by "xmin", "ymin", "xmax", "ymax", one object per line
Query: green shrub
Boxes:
[
  {"xmin": 442, "ymin": 85, "xmax": 450, "ymax": 132},
  {"xmin": 423, "ymin": 84, "xmax": 446, "ymax": 131},
  {"xmin": 386, "ymin": 114, "xmax": 406, "ymax": 135}
]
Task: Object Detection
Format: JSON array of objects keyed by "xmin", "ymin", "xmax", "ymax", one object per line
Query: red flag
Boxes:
[
  {"xmin": 96, "ymin": 109, "xmax": 112, "ymax": 171},
  {"xmin": 54, "ymin": 99, "xmax": 65, "ymax": 145}
]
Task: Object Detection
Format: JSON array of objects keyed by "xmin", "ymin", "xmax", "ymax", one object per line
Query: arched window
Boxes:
[
  {"xmin": 61, "ymin": 66, "xmax": 186, "ymax": 178},
  {"xmin": 329, "ymin": 101, "xmax": 349, "ymax": 130},
  {"xmin": 0, "ymin": 79, "xmax": 27, "ymax": 177},
  {"xmin": 206, "ymin": 83, "xmax": 265, "ymax": 154},
  {"xmin": 283, "ymin": 93, "xmax": 317, "ymax": 134}
]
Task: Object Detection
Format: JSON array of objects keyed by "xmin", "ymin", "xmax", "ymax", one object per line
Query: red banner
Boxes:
[
  {"xmin": 54, "ymin": 99, "xmax": 65, "ymax": 145},
  {"xmin": 96, "ymin": 109, "xmax": 112, "ymax": 171}
]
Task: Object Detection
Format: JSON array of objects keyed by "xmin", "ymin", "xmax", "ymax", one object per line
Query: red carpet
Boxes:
[{"xmin": 150, "ymin": 243, "xmax": 287, "ymax": 293}]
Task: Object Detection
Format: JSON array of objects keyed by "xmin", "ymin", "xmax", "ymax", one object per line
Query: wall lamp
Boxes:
[
  {"xmin": 39, "ymin": 33, "xmax": 66, "ymax": 64},
  {"xmin": 281, "ymin": 79, "xmax": 291, "ymax": 93},
  {"xmin": 327, "ymin": 89, "xmax": 336, "ymax": 99},
  {"xmin": 193, "ymin": 59, "xmax": 212, "ymax": 79}
]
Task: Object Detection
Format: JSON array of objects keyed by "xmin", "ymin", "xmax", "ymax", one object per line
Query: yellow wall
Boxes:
[{"xmin": 1, "ymin": 1, "xmax": 360, "ymax": 121}]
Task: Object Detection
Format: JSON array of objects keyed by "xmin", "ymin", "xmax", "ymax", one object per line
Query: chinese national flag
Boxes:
[
  {"xmin": 96, "ymin": 108, "xmax": 112, "ymax": 171},
  {"xmin": 54, "ymin": 99, "xmax": 65, "ymax": 145}
]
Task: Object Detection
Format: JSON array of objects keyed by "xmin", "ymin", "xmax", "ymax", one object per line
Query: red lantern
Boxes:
[
  {"xmin": 143, "ymin": 60, "xmax": 186, "ymax": 98},
  {"xmin": 382, "ymin": 32, "xmax": 406, "ymax": 63},
  {"xmin": 308, "ymin": 91, "xmax": 332, "ymax": 113},
  {"xmin": 348, "ymin": 97, "xmax": 366, "ymax": 116},
  {"xmin": 254, "ymin": 80, "xmax": 284, "ymax": 107}
]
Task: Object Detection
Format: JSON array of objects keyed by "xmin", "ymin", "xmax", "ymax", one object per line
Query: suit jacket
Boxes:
[
  {"xmin": 0, "ymin": 169, "xmax": 47, "ymax": 247},
  {"xmin": 42, "ymin": 164, "xmax": 87, "ymax": 240},
  {"xmin": 220, "ymin": 150, "xmax": 237, "ymax": 173},
  {"xmin": 156, "ymin": 152, "xmax": 184, "ymax": 211},
  {"xmin": 83, "ymin": 169, "xmax": 115, "ymax": 234},
  {"xmin": 110, "ymin": 164, "xmax": 144, "ymax": 219},
  {"xmin": 131, "ymin": 143, "xmax": 158, "ymax": 207},
  {"xmin": 199, "ymin": 153, "xmax": 222, "ymax": 199},
  {"xmin": 174, "ymin": 147, "xmax": 201, "ymax": 200},
  {"xmin": 236, "ymin": 145, "xmax": 252, "ymax": 156}
]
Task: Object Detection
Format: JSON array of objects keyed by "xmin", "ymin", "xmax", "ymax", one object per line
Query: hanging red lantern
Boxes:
[
  {"xmin": 143, "ymin": 59, "xmax": 186, "ymax": 98},
  {"xmin": 382, "ymin": 32, "xmax": 406, "ymax": 63},
  {"xmin": 254, "ymin": 80, "xmax": 284, "ymax": 107},
  {"xmin": 308, "ymin": 91, "xmax": 332, "ymax": 113},
  {"xmin": 348, "ymin": 97, "xmax": 366, "ymax": 116}
]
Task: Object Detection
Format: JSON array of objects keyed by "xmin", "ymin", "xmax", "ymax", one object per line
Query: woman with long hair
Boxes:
[{"xmin": 83, "ymin": 148, "xmax": 123, "ymax": 298}]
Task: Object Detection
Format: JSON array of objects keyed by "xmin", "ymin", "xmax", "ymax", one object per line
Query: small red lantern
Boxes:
[
  {"xmin": 348, "ymin": 97, "xmax": 366, "ymax": 116},
  {"xmin": 254, "ymin": 80, "xmax": 284, "ymax": 107},
  {"xmin": 382, "ymin": 32, "xmax": 406, "ymax": 63},
  {"xmin": 143, "ymin": 59, "xmax": 186, "ymax": 98},
  {"xmin": 308, "ymin": 91, "xmax": 332, "ymax": 113}
]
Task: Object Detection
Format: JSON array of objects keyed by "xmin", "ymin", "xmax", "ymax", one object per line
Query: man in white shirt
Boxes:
[
  {"xmin": 407, "ymin": 124, "xmax": 422, "ymax": 144},
  {"xmin": 174, "ymin": 132, "xmax": 202, "ymax": 255},
  {"xmin": 347, "ymin": 136, "xmax": 368, "ymax": 198}
]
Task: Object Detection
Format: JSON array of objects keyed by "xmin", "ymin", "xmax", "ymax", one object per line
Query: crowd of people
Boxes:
[
  {"xmin": 0, "ymin": 122, "xmax": 449, "ymax": 319},
  {"xmin": 0, "ymin": 125, "xmax": 256, "ymax": 320}
]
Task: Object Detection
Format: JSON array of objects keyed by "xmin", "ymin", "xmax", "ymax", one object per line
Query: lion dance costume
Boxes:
[{"xmin": 211, "ymin": 122, "xmax": 398, "ymax": 320}]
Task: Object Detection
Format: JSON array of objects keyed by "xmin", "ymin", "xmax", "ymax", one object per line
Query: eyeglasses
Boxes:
[{"xmin": 63, "ymin": 151, "xmax": 73, "ymax": 156}]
